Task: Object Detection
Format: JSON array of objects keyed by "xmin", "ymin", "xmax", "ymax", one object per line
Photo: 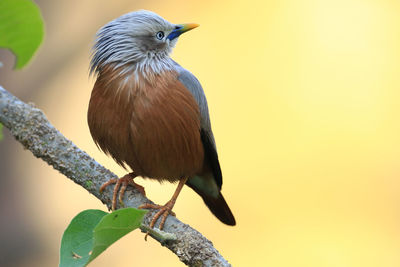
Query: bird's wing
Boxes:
[
  {"xmin": 176, "ymin": 66, "xmax": 211, "ymax": 130},
  {"xmin": 176, "ymin": 66, "xmax": 235, "ymax": 226},
  {"xmin": 176, "ymin": 66, "xmax": 222, "ymax": 189}
]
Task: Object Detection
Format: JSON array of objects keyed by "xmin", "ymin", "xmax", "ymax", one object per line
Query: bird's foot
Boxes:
[
  {"xmin": 139, "ymin": 200, "xmax": 176, "ymax": 239},
  {"xmin": 138, "ymin": 178, "xmax": 187, "ymax": 240},
  {"xmin": 100, "ymin": 173, "xmax": 145, "ymax": 211}
]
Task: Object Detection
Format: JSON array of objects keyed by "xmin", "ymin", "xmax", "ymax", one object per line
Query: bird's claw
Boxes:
[
  {"xmin": 99, "ymin": 173, "xmax": 145, "ymax": 211},
  {"xmin": 139, "ymin": 201, "xmax": 176, "ymax": 241}
]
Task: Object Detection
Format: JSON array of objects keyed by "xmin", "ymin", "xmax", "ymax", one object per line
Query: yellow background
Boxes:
[{"xmin": 1, "ymin": 0, "xmax": 400, "ymax": 266}]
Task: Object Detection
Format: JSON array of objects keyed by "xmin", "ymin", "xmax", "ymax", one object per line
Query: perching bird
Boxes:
[{"xmin": 88, "ymin": 10, "xmax": 235, "ymax": 229}]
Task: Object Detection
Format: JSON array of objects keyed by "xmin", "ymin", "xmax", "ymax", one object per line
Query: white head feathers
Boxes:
[{"xmin": 90, "ymin": 10, "xmax": 179, "ymax": 76}]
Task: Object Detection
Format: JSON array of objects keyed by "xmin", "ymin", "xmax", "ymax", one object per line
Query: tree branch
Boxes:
[{"xmin": 0, "ymin": 86, "xmax": 231, "ymax": 267}]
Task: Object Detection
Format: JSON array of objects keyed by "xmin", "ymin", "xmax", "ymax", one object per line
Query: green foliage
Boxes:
[
  {"xmin": 59, "ymin": 209, "xmax": 107, "ymax": 267},
  {"xmin": 59, "ymin": 208, "xmax": 147, "ymax": 267},
  {"xmin": 0, "ymin": 0, "xmax": 44, "ymax": 69}
]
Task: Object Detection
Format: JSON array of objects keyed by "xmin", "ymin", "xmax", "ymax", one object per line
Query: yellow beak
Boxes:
[{"xmin": 167, "ymin": 23, "xmax": 199, "ymax": 40}]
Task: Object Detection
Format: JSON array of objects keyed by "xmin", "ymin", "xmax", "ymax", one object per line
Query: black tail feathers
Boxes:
[
  {"xmin": 201, "ymin": 192, "xmax": 236, "ymax": 226},
  {"xmin": 186, "ymin": 178, "xmax": 236, "ymax": 226}
]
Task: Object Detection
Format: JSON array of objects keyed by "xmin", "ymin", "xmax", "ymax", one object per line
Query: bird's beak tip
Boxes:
[{"xmin": 180, "ymin": 23, "xmax": 200, "ymax": 32}]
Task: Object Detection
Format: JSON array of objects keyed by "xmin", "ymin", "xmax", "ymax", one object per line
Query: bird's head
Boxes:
[{"xmin": 90, "ymin": 10, "xmax": 199, "ymax": 75}]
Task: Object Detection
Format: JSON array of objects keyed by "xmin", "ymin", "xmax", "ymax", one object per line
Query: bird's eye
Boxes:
[{"xmin": 156, "ymin": 31, "xmax": 165, "ymax": 40}]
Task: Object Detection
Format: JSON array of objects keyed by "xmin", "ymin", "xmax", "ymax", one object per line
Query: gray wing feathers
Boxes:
[
  {"xmin": 177, "ymin": 68, "xmax": 211, "ymax": 130},
  {"xmin": 176, "ymin": 65, "xmax": 223, "ymax": 188},
  {"xmin": 177, "ymin": 67, "xmax": 217, "ymax": 146},
  {"xmin": 176, "ymin": 66, "xmax": 234, "ymax": 223}
]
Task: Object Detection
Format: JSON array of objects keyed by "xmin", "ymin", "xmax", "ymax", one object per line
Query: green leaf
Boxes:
[
  {"xmin": 0, "ymin": 0, "xmax": 44, "ymax": 69},
  {"xmin": 60, "ymin": 209, "xmax": 107, "ymax": 267},
  {"xmin": 59, "ymin": 208, "xmax": 147, "ymax": 267},
  {"xmin": 89, "ymin": 208, "xmax": 147, "ymax": 264}
]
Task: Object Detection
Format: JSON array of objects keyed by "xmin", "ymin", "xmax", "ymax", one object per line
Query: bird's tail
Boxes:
[{"xmin": 186, "ymin": 175, "xmax": 236, "ymax": 226}]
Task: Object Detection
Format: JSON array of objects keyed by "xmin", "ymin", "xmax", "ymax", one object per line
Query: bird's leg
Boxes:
[
  {"xmin": 100, "ymin": 172, "xmax": 145, "ymax": 211},
  {"xmin": 140, "ymin": 177, "xmax": 188, "ymax": 231}
]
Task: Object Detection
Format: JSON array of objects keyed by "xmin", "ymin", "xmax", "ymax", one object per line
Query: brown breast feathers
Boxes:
[{"xmin": 88, "ymin": 65, "xmax": 204, "ymax": 181}]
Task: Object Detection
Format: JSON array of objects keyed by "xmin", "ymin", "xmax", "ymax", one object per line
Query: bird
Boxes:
[{"xmin": 88, "ymin": 10, "xmax": 235, "ymax": 230}]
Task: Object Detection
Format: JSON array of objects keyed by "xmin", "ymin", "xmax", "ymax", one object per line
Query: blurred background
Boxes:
[{"xmin": 1, "ymin": 0, "xmax": 400, "ymax": 266}]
